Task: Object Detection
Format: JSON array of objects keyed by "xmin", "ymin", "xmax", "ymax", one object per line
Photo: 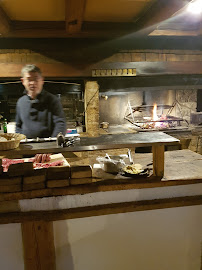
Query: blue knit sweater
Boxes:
[{"xmin": 15, "ymin": 89, "xmax": 66, "ymax": 138}]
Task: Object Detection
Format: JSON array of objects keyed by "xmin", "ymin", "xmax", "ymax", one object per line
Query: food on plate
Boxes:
[{"xmin": 123, "ymin": 164, "xmax": 143, "ymax": 174}]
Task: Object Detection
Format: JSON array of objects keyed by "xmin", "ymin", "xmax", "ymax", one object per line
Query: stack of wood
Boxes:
[
  {"xmin": 23, "ymin": 168, "xmax": 46, "ymax": 191},
  {"xmin": 70, "ymin": 165, "xmax": 92, "ymax": 185},
  {"xmin": 0, "ymin": 154, "xmax": 93, "ymax": 193},
  {"xmin": 46, "ymin": 166, "xmax": 70, "ymax": 188}
]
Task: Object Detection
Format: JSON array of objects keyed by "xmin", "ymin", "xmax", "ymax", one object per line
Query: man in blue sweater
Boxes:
[{"xmin": 16, "ymin": 64, "xmax": 66, "ymax": 138}]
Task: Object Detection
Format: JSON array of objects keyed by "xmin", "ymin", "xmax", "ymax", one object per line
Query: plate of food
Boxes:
[{"xmin": 121, "ymin": 163, "xmax": 149, "ymax": 178}]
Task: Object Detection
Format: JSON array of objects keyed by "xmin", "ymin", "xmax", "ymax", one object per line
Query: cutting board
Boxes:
[
  {"xmin": 6, "ymin": 153, "xmax": 69, "ymax": 176},
  {"xmin": 24, "ymin": 153, "xmax": 70, "ymax": 167}
]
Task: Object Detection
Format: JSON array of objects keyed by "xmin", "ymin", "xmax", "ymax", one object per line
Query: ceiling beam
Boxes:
[
  {"xmin": 6, "ymin": 21, "xmax": 143, "ymax": 38},
  {"xmin": 134, "ymin": 0, "xmax": 191, "ymax": 35},
  {"xmin": 0, "ymin": 61, "xmax": 201, "ymax": 78},
  {"xmin": 0, "ymin": 5, "xmax": 11, "ymax": 36},
  {"xmin": 65, "ymin": 0, "xmax": 86, "ymax": 34}
]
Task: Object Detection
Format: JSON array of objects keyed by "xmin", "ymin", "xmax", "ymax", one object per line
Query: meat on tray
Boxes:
[
  {"xmin": 2, "ymin": 157, "xmax": 64, "ymax": 172},
  {"xmin": 33, "ymin": 160, "xmax": 64, "ymax": 169}
]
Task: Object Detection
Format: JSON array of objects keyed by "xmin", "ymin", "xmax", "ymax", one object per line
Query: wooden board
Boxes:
[{"xmin": 22, "ymin": 221, "xmax": 56, "ymax": 270}]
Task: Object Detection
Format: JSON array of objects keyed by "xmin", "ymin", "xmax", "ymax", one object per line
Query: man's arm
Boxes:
[
  {"xmin": 51, "ymin": 97, "xmax": 67, "ymax": 137},
  {"xmin": 15, "ymin": 102, "xmax": 23, "ymax": 134}
]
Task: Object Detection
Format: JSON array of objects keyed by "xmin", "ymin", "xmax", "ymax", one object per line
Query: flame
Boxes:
[{"xmin": 152, "ymin": 103, "xmax": 158, "ymax": 121}]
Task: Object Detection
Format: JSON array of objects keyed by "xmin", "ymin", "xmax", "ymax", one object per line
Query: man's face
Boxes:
[{"xmin": 21, "ymin": 71, "xmax": 44, "ymax": 98}]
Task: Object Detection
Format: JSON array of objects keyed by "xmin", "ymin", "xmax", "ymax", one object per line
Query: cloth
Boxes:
[{"xmin": 15, "ymin": 89, "xmax": 66, "ymax": 138}]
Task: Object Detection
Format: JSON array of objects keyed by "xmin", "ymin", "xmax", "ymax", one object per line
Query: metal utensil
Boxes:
[{"xmin": 127, "ymin": 149, "xmax": 133, "ymax": 164}]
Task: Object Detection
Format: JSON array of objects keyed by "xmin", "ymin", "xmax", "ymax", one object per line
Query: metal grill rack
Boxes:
[{"xmin": 124, "ymin": 100, "xmax": 189, "ymax": 129}]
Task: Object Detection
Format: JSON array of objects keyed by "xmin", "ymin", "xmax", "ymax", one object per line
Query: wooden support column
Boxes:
[
  {"xmin": 21, "ymin": 221, "xmax": 56, "ymax": 270},
  {"xmin": 84, "ymin": 81, "xmax": 100, "ymax": 137},
  {"xmin": 152, "ymin": 144, "xmax": 164, "ymax": 177}
]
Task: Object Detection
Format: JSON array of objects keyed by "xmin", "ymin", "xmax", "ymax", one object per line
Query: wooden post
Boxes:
[
  {"xmin": 152, "ymin": 144, "xmax": 164, "ymax": 178},
  {"xmin": 84, "ymin": 81, "xmax": 100, "ymax": 137},
  {"xmin": 21, "ymin": 221, "xmax": 56, "ymax": 270}
]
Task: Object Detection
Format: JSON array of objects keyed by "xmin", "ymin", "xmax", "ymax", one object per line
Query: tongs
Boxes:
[{"xmin": 57, "ymin": 133, "xmax": 75, "ymax": 148}]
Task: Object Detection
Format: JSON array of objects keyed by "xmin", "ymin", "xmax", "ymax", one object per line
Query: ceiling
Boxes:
[{"xmin": 0, "ymin": 0, "xmax": 201, "ymax": 38}]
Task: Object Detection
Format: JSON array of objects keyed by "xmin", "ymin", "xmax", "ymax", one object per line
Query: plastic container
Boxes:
[{"xmin": 96, "ymin": 155, "xmax": 126, "ymax": 174}]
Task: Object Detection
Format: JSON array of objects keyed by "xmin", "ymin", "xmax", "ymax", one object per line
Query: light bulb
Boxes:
[{"xmin": 187, "ymin": 0, "xmax": 202, "ymax": 15}]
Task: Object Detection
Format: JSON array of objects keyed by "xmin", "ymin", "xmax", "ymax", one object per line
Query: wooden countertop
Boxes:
[{"xmin": 0, "ymin": 132, "xmax": 179, "ymax": 156}]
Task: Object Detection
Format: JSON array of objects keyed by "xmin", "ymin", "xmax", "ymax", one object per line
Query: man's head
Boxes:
[{"xmin": 21, "ymin": 64, "xmax": 44, "ymax": 99}]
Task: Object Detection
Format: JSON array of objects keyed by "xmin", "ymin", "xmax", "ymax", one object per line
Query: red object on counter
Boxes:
[{"xmin": 2, "ymin": 158, "xmax": 24, "ymax": 172}]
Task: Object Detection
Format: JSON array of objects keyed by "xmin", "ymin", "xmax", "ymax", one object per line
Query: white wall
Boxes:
[
  {"xmin": 54, "ymin": 205, "xmax": 202, "ymax": 270},
  {"xmin": 0, "ymin": 205, "xmax": 201, "ymax": 270},
  {"xmin": 0, "ymin": 223, "xmax": 24, "ymax": 270}
]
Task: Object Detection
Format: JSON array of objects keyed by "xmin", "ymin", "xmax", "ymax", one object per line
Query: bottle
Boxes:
[{"xmin": 3, "ymin": 119, "xmax": 7, "ymax": 133}]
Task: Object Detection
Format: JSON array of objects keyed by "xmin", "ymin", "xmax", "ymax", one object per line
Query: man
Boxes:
[{"xmin": 16, "ymin": 64, "xmax": 66, "ymax": 138}]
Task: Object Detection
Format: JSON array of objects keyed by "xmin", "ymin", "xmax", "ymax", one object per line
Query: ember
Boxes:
[{"xmin": 124, "ymin": 101, "xmax": 188, "ymax": 130}]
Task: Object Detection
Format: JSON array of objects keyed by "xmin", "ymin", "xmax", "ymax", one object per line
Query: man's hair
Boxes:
[{"xmin": 21, "ymin": 64, "xmax": 42, "ymax": 77}]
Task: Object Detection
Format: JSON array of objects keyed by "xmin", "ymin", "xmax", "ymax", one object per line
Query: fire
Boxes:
[
  {"xmin": 152, "ymin": 103, "xmax": 161, "ymax": 127},
  {"xmin": 152, "ymin": 103, "xmax": 158, "ymax": 121}
]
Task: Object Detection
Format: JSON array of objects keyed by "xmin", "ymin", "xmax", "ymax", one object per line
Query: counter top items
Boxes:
[{"xmin": 20, "ymin": 133, "xmax": 80, "ymax": 144}]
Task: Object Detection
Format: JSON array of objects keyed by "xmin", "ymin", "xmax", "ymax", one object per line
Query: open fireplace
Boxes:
[
  {"xmin": 98, "ymin": 76, "xmax": 202, "ymax": 154},
  {"xmin": 124, "ymin": 102, "xmax": 189, "ymax": 131}
]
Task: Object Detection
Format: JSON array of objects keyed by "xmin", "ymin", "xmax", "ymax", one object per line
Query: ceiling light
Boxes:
[{"xmin": 187, "ymin": 0, "xmax": 202, "ymax": 14}]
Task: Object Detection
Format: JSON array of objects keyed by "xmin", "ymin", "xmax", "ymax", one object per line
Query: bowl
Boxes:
[{"xmin": 0, "ymin": 133, "xmax": 26, "ymax": 150}]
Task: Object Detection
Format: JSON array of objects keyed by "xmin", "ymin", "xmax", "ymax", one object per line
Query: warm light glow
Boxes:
[
  {"xmin": 152, "ymin": 103, "xmax": 158, "ymax": 121},
  {"xmin": 187, "ymin": 0, "xmax": 202, "ymax": 15}
]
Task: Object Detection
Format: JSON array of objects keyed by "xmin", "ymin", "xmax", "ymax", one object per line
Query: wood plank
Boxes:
[
  {"xmin": 70, "ymin": 177, "xmax": 92, "ymax": 185},
  {"xmin": 8, "ymin": 21, "xmax": 138, "ymax": 38},
  {"xmin": 152, "ymin": 144, "xmax": 164, "ymax": 177},
  {"xmin": 0, "ymin": 195, "xmax": 200, "ymax": 224},
  {"xmin": 70, "ymin": 165, "xmax": 92, "ymax": 178},
  {"xmin": 0, "ymin": 61, "xmax": 201, "ymax": 79},
  {"xmin": 21, "ymin": 221, "xmax": 56, "ymax": 270},
  {"xmin": 47, "ymin": 179, "xmax": 70, "ymax": 188},
  {"xmin": 0, "ymin": 5, "xmax": 11, "ymax": 35},
  {"xmin": 23, "ymin": 182, "xmax": 45, "ymax": 191},
  {"xmin": 134, "ymin": 0, "xmax": 189, "ymax": 34},
  {"xmin": 65, "ymin": 0, "xmax": 86, "ymax": 34},
  {"xmin": 0, "ymin": 184, "xmax": 21, "ymax": 193}
]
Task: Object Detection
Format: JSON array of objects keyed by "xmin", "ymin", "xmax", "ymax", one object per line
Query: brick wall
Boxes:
[{"xmin": 0, "ymin": 49, "xmax": 202, "ymax": 66}]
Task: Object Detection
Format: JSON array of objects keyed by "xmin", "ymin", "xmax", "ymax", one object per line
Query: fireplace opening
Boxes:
[{"xmin": 99, "ymin": 88, "xmax": 197, "ymax": 132}]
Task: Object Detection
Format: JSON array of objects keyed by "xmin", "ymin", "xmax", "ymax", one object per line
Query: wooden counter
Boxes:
[
  {"xmin": 0, "ymin": 131, "xmax": 201, "ymax": 270},
  {"xmin": 0, "ymin": 131, "xmax": 179, "ymax": 177},
  {"xmin": 0, "ymin": 149, "xmax": 201, "ymax": 270}
]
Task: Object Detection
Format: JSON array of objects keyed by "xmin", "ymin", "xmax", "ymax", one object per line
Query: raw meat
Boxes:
[{"xmin": 2, "ymin": 158, "xmax": 24, "ymax": 172}]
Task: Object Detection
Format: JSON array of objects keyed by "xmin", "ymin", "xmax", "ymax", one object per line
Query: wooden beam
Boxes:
[
  {"xmin": 22, "ymin": 221, "xmax": 56, "ymax": 270},
  {"xmin": 65, "ymin": 0, "xmax": 86, "ymax": 34},
  {"xmin": 152, "ymin": 144, "xmax": 164, "ymax": 177},
  {"xmin": 5, "ymin": 17, "xmax": 199, "ymax": 38},
  {"xmin": 0, "ymin": 61, "xmax": 201, "ymax": 78},
  {"xmin": 0, "ymin": 178, "xmax": 201, "ymax": 203},
  {"xmin": 134, "ymin": 0, "xmax": 190, "ymax": 34},
  {"xmin": 0, "ymin": 195, "xmax": 201, "ymax": 224},
  {"xmin": 7, "ymin": 22, "xmax": 132, "ymax": 38},
  {"xmin": 0, "ymin": 5, "xmax": 11, "ymax": 35}
]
